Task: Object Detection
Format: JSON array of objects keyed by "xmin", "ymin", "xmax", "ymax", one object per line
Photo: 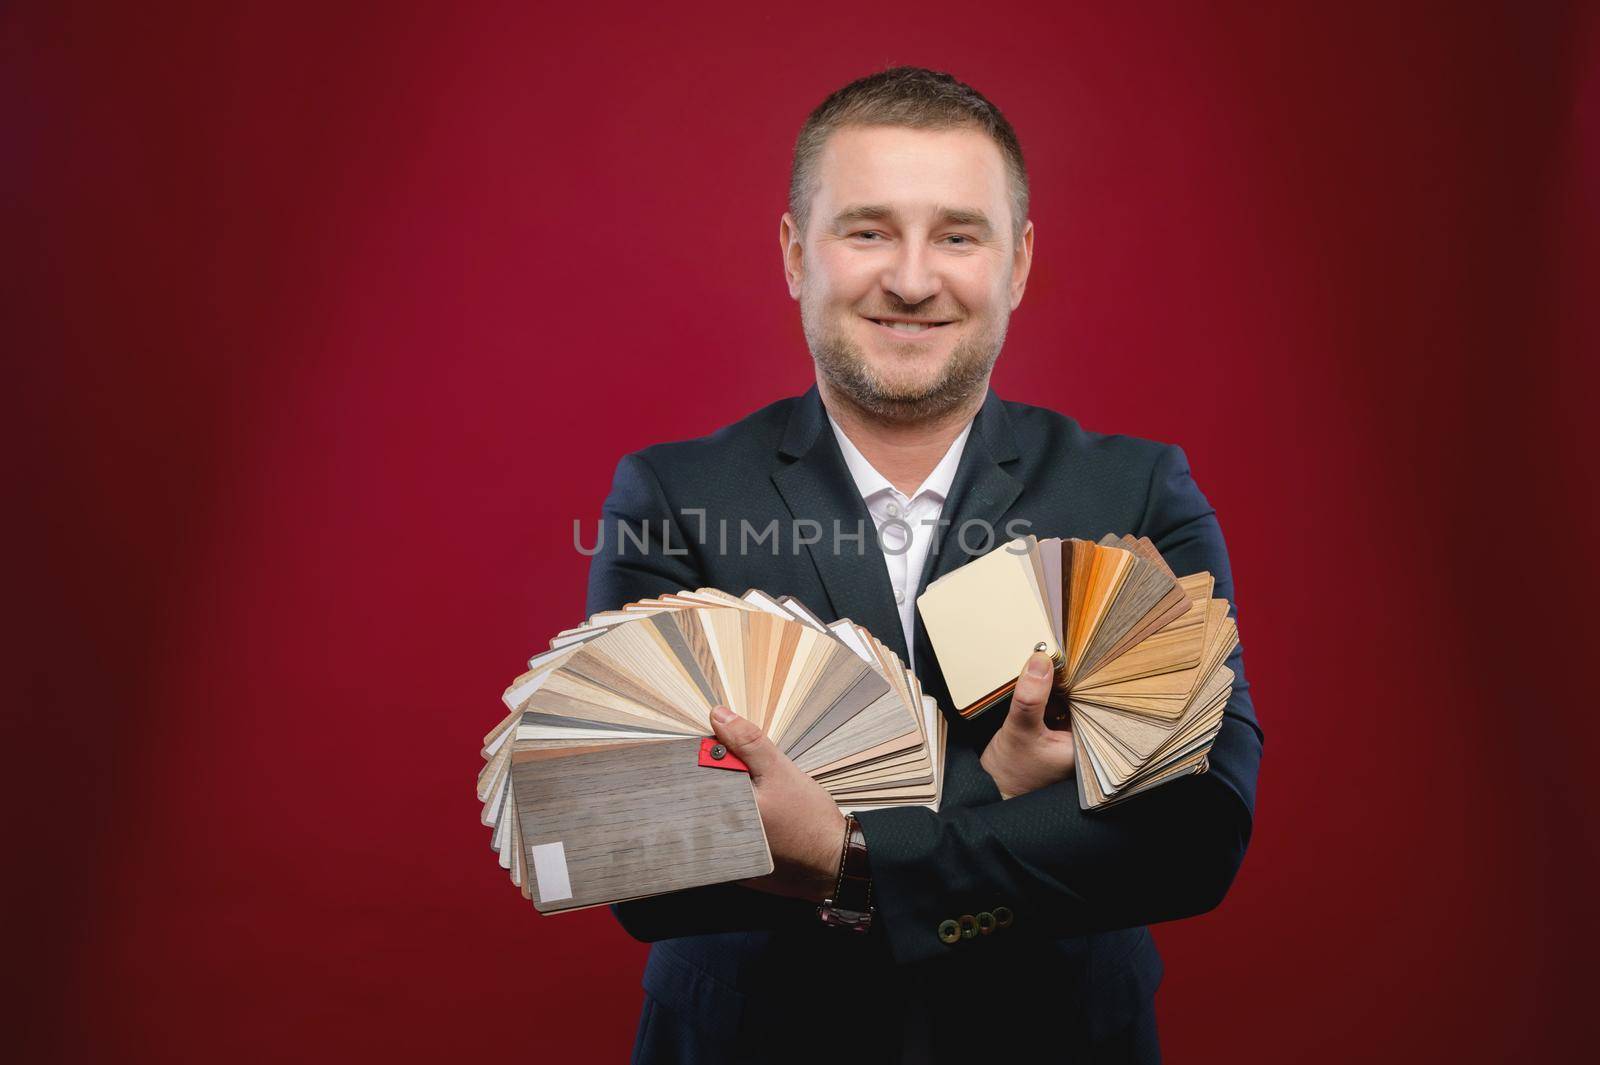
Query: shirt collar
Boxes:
[{"xmin": 826, "ymin": 411, "xmax": 974, "ymax": 504}]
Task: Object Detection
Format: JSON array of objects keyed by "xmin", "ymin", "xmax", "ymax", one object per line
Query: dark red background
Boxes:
[{"xmin": 7, "ymin": 2, "xmax": 1597, "ymax": 1061}]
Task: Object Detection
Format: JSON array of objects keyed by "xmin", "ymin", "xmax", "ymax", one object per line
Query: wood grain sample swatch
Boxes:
[
  {"xmin": 476, "ymin": 588, "xmax": 943, "ymax": 910},
  {"xmin": 917, "ymin": 534, "xmax": 1237, "ymax": 809},
  {"xmin": 512, "ymin": 738, "xmax": 771, "ymax": 913}
]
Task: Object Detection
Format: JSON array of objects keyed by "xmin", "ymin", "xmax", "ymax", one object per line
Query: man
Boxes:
[{"xmin": 586, "ymin": 67, "xmax": 1261, "ymax": 1064}]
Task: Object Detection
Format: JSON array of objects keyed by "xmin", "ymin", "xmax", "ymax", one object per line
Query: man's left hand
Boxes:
[
  {"xmin": 979, "ymin": 650, "xmax": 1077, "ymax": 799},
  {"xmin": 710, "ymin": 705, "xmax": 847, "ymax": 904}
]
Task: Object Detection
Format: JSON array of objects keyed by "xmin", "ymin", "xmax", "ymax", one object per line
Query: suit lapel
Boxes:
[
  {"xmin": 770, "ymin": 386, "xmax": 909, "ymax": 663},
  {"xmin": 911, "ymin": 389, "xmax": 1025, "ymax": 701},
  {"xmin": 920, "ymin": 388, "xmax": 1024, "ymax": 587},
  {"xmin": 770, "ymin": 385, "xmax": 1026, "ymax": 680}
]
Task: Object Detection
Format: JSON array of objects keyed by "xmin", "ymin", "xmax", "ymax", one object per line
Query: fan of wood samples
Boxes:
[
  {"xmin": 917, "ymin": 534, "xmax": 1237, "ymax": 810},
  {"xmin": 476, "ymin": 588, "xmax": 944, "ymax": 913}
]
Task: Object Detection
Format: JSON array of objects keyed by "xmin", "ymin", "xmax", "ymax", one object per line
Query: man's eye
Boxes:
[
  {"xmin": 854, "ymin": 231, "xmax": 883, "ymax": 240},
  {"xmin": 944, "ymin": 234, "xmax": 971, "ymax": 245}
]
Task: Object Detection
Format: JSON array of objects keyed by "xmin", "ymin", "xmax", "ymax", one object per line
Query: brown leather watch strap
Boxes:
[{"xmin": 818, "ymin": 813, "xmax": 873, "ymax": 932}]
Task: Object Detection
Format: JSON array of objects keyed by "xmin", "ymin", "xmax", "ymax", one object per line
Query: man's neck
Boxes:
[{"xmin": 817, "ymin": 375, "xmax": 987, "ymax": 497}]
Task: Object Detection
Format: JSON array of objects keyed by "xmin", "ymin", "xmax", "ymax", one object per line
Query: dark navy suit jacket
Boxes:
[{"xmin": 585, "ymin": 385, "xmax": 1262, "ymax": 1064}]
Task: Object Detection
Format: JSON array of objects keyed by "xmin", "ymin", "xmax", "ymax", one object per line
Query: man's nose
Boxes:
[{"xmin": 882, "ymin": 239, "xmax": 941, "ymax": 307}]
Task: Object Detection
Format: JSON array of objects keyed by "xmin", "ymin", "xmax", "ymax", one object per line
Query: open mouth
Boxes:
[{"xmin": 866, "ymin": 317, "xmax": 954, "ymax": 336}]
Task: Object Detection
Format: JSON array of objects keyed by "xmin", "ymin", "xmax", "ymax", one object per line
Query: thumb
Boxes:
[
  {"xmin": 1006, "ymin": 651, "xmax": 1056, "ymax": 732},
  {"xmin": 710, "ymin": 706, "xmax": 782, "ymax": 779}
]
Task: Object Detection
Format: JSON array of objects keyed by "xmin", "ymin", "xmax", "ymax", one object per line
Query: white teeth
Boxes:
[{"xmin": 879, "ymin": 320, "xmax": 936, "ymax": 333}]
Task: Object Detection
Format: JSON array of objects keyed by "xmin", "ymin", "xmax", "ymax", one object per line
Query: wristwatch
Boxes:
[{"xmin": 817, "ymin": 812, "xmax": 873, "ymax": 932}]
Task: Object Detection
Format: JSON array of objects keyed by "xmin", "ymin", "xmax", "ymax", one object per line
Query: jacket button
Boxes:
[
  {"xmin": 994, "ymin": 906, "xmax": 1014, "ymax": 929},
  {"xmin": 958, "ymin": 914, "xmax": 978, "ymax": 940},
  {"xmin": 937, "ymin": 919, "xmax": 961, "ymax": 944},
  {"xmin": 976, "ymin": 911, "xmax": 996, "ymax": 935}
]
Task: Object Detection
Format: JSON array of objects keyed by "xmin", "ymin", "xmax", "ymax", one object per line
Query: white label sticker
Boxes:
[{"xmin": 530, "ymin": 841, "xmax": 573, "ymax": 903}]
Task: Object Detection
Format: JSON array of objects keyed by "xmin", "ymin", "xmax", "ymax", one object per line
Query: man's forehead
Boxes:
[{"xmin": 811, "ymin": 125, "xmax": 1009, "ymax": 219}]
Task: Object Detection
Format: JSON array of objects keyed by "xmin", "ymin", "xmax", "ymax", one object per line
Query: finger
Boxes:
[
  {"xmin": 711, "ymin": 706, "xmax": 782, "ymax": 779},
  {"xmin": 1007, "ymin": 651, "xmax": 1055, "ymax": 730}
]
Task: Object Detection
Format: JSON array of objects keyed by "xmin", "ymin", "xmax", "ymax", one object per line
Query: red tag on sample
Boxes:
[{"xmin": 698, "ymin": 736, "xmax": 750, "ymax": 772}]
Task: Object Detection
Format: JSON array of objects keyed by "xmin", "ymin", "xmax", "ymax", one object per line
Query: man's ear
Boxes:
[
  {"xmin": 779, "ymin": 212, "xmax": 804, "ymax": 300},
  {"xmin": 1009, "ymin": 219, "xmax": 1035, "ymax": 310}
]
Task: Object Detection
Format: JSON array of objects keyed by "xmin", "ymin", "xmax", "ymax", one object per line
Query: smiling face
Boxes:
[{"xmin": 782, "ymin": 123, "xmax": 1033, "ymax": 423}]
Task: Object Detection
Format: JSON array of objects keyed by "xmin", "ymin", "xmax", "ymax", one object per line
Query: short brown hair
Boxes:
[{"xmin": 788, "ymin": 66, "xmax": 1029, "ymax": 244}]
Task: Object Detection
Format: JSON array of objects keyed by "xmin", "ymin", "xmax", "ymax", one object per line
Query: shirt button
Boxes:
[
  {"xmin": 893, "ymin": 587, "xmax": 904, "ymax": 604},
  {"xmin": 886, "ymin": 501, "xmax": 900, "ymax": 517}
]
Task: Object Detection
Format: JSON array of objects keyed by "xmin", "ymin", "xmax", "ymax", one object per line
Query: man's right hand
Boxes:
[{"xmin": 978, "ymin": 650, "xmax": 1076, "ymax": 799}]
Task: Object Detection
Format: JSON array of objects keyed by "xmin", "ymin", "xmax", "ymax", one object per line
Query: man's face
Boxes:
[{"xmin": 782, "ymin": 124, "xmax": 1033, "ymax": 422}]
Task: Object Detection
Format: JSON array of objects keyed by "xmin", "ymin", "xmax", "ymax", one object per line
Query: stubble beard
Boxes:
[{"xmin": 802, "ymin": 298, "xmax": 1008, "ymax": 425}]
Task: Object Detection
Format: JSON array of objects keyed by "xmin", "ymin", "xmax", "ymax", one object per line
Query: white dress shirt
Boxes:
[{"xmin": 826, "ymin": 412, "xmax": 974, "ymax": 670}]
